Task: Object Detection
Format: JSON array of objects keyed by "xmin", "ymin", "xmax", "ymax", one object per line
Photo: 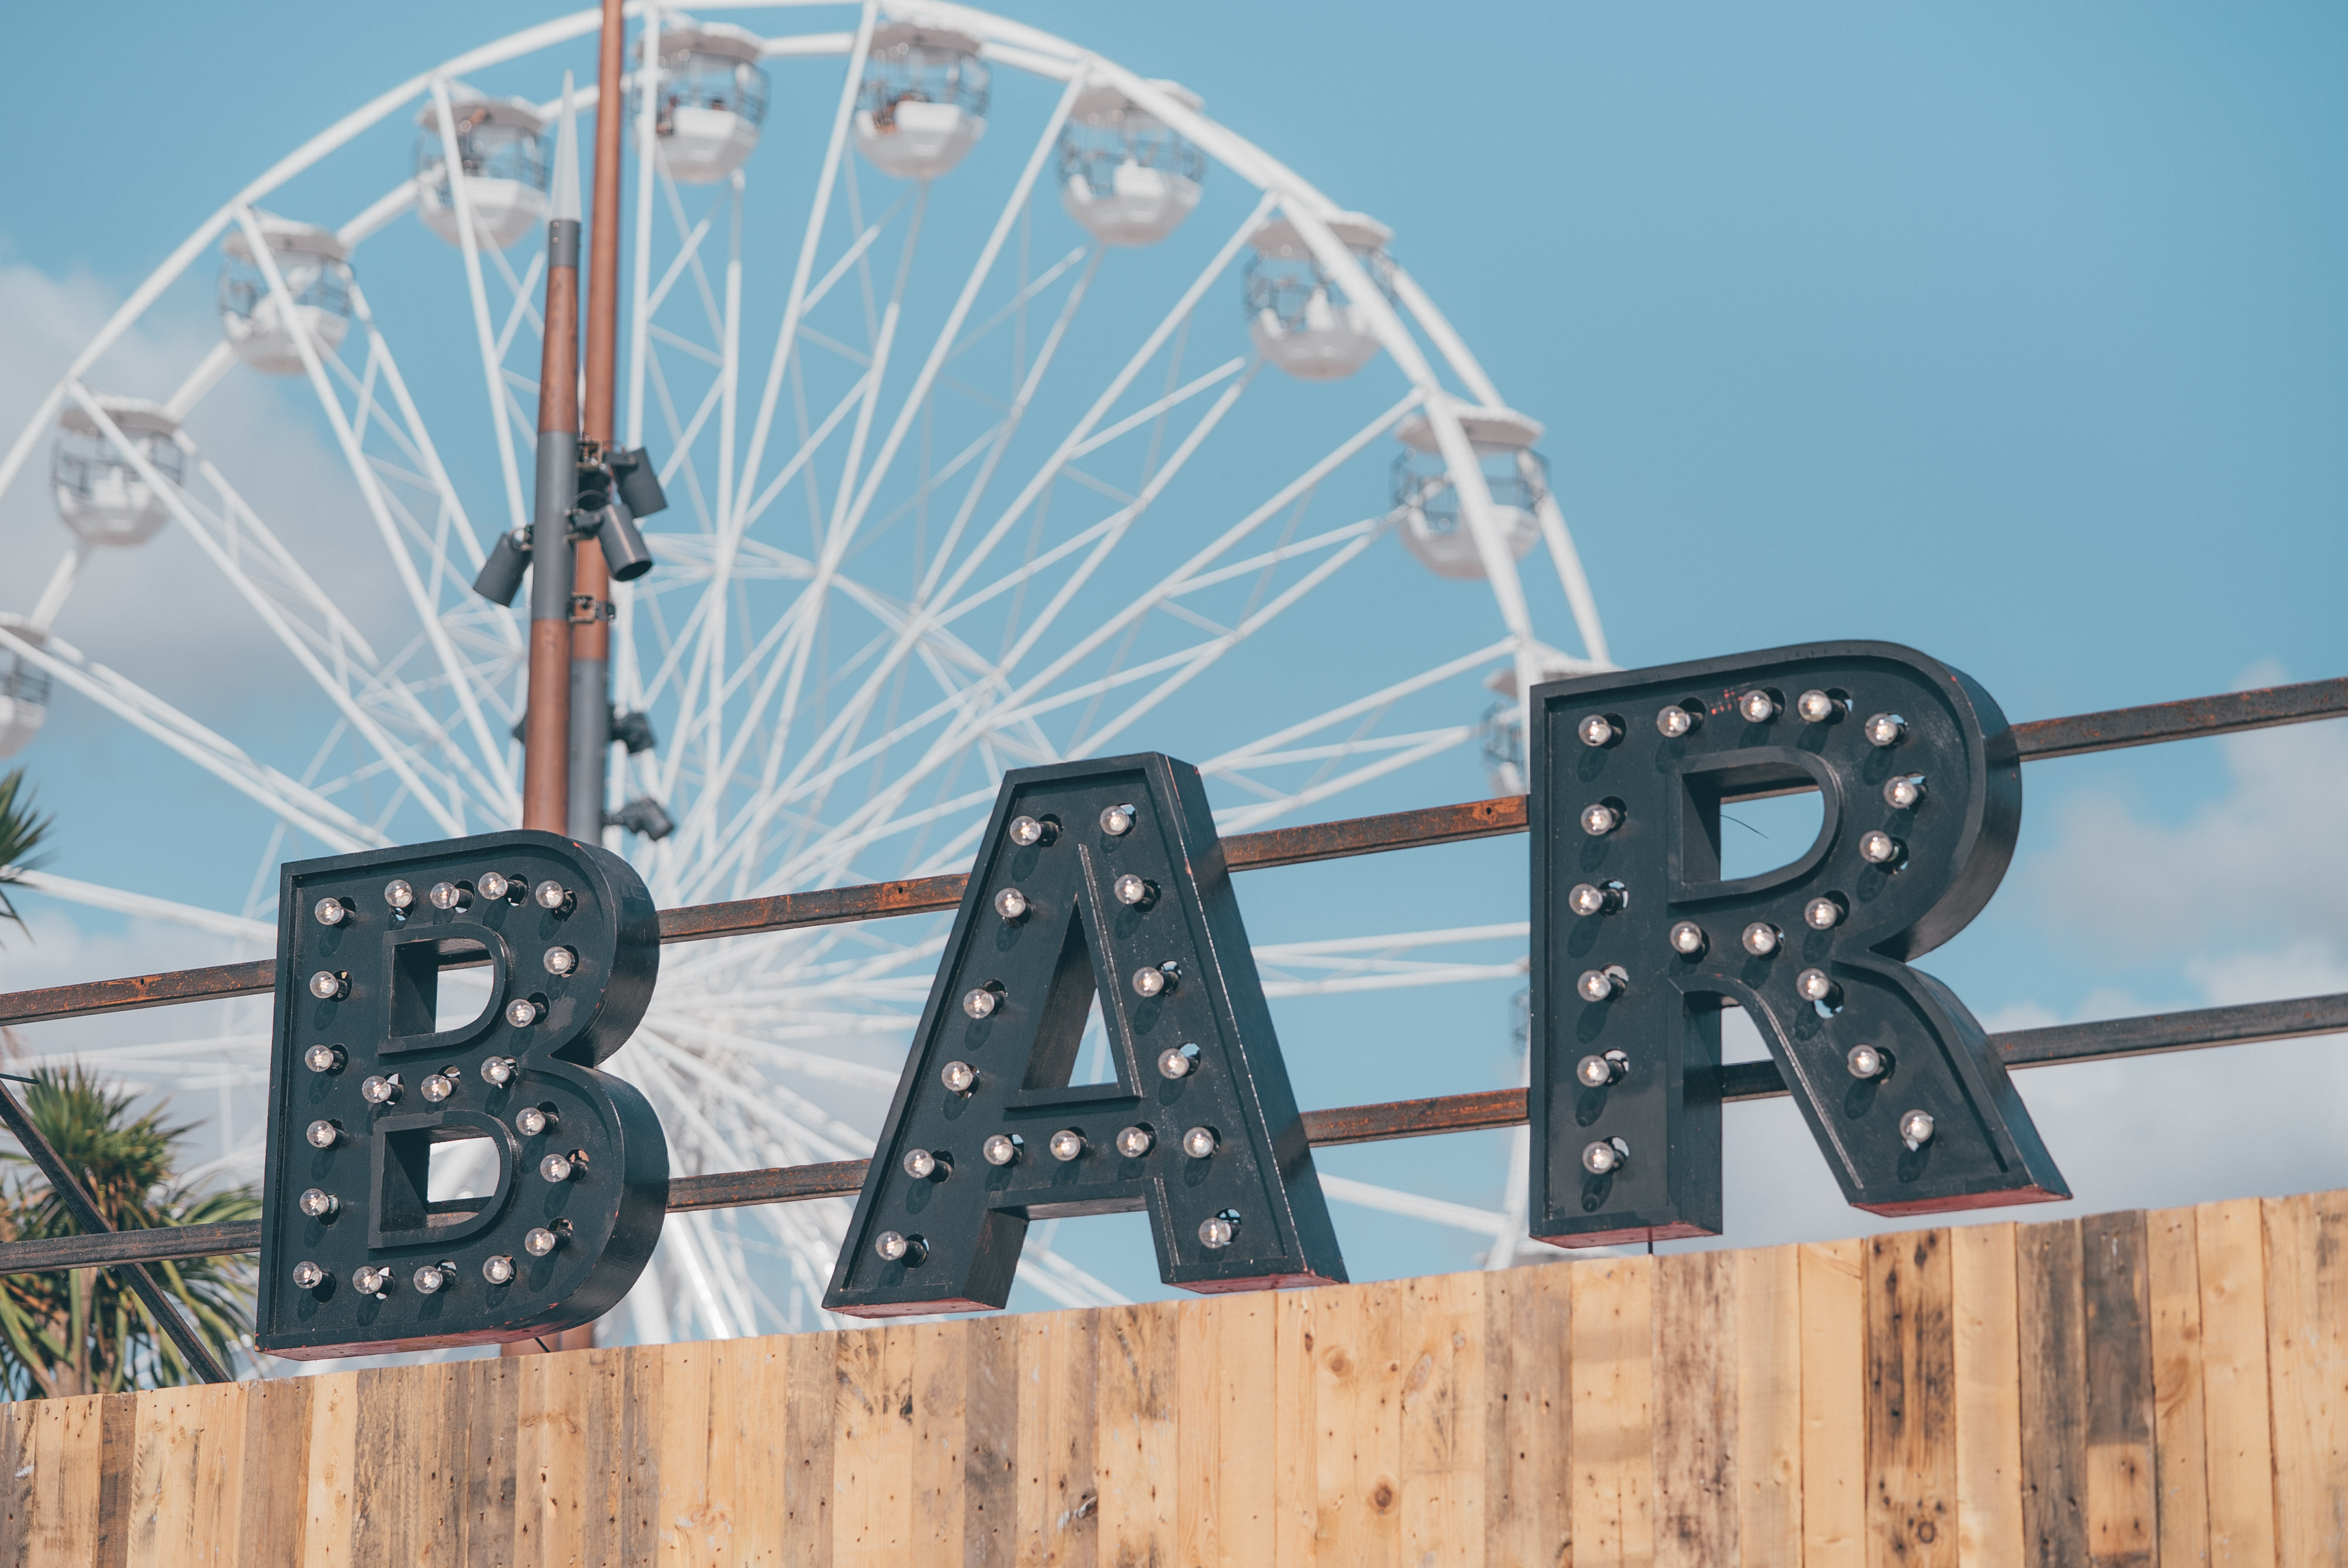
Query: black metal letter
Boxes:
[
  {"xmin": 1529, "ymin": 642, "xmax": 2068, "ymax": 1246},
  {"xmin": 825, "ymin": 753, "xmax": 1345, "ymax": 1316},
  {"xmin": 257, "ymin": 829, "xmax": 666, "ymax": 1357}
]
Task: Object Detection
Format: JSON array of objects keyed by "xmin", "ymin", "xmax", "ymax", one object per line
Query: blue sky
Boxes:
[{"xmin": 0, "ymin": 2, "xmax": 2344, "ymax": 1326}]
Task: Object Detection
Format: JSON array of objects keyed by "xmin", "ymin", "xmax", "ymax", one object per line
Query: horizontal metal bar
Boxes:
[
  {"xmin": 4, "ymin": 676, "xmax": 2339, "ymax": 1030},
  {"xmin": 6, "ymin": 989, "xmax": 2338, "ymax": 1278}
]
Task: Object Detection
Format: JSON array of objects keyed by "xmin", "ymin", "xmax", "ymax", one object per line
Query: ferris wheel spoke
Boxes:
[
  {"xmin": 3, "ymin": 870, "xmax": 274, "ymax": 945},
  {"xmin": 1316, "ymin": 1175, "xmax": 1512, "ymax": 1240},
  {"xmin": 428, "ymin": 79, "xmax": 530, "ymax": 536}
]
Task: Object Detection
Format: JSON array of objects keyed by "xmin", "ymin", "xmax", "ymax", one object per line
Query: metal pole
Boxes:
[
  {"xmin": 524, "ymin": 81, "xmax": 584, "ymax": 835},
  {"xmin": 570, "ymin": 0, "xmax": 626, "ymax": 847}
]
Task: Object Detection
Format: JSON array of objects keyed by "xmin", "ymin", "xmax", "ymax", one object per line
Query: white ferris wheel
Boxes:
[{"xmin": 0, "ymin": 3, "xmax": 1612, "ymax": 1341}]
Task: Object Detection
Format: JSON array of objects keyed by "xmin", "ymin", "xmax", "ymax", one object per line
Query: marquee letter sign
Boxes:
[
  {"xmin": 1528, "ymin": 641, "xmax": 2068, "ymax": 1247},
  {"xmin": 825, "ymin": 753, "xmax": 1345, "ymax": 1316},
  {"xmin": 257, "ymin": 830, "xmax": 667, "ymax": 1358}
]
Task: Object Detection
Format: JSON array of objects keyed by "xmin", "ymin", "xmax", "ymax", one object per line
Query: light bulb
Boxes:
[
  {"xmin": 1115, "ymin": 1126, "xmax": 1155, "ymax": 1158},
  {"xmin": 1883, "ymin": 774, "xmax": 1927, "ymax": 810},
  {"xmin": 1576, "ymin": 967, "xmax": 1626, "ymax": 1004},
  {"xmin": 309, "ymin": 971, "xmax": 348, "ymax": 1001},
  {"xmin": 533, "ymin": 880, "xmax": 571, "ymax": 912},
  {"xmin": 413, "ymin": 1264, "xmax": 451, "ymax": 1295},
  {"xmin": 1568, "ymin": 882, "xmax": 1624, "ymax": 917},
  {"xmin": 481, "ymin": 1055, "xmax": 519, "ymax": 1087},
  {"xmin": 314, "ymin": 897, "xmax": 349, "ymax": 927},
  {"xmin": 1198, "ymin": 1214, "xmax": 1236, "ymax": 1249},
  {"xmin": 962, "ymin": 986, "xmax": 1000, "ymax": 1020},
  {"xmin": 483, "ymin": 1255, "xmax": 516, "ymax": 1285},
  {"xmin": 1181, "ymin": 1126, "xmax": 1218, "ymax": 1159},
  {"xmin": 1796, "ymin": 689, "xmax": 1839, "ymax": 723},
  {"xmin": 982, "ymin": 1134, "xmax": 1019, "ymax": 1166},
  {"xmin": 1742, "ymin": 922, "xmax": 1781, "ymax": 958},
  {"xmin": 1008, "ymin": 814, "xmax": 1053, "ymax": 847},
  {"xmin": 1656, "ymin": 705, "xmax": 1700, "ymax": 739},
  {"xmin": 421, "ymin": 1072, "xmax": 454, "ymax": 1103},
  {"xmin": 941, "ymin": 1060, "xmax": 977, "ymax": 1095},
  {"xmin": 361, "ymin": 1075, "xmax": 401, "ymax": 1105},
  {"xmin": 1796, "ymin": 968, "xmax": 1837, "ymax": 1004},
  {"xmin": 353, "ymin": 1265, "xmax": 392, "ymax": 1296},
  {"xmin": 1739, "ymin": 689, "xmax": 1779, "ymax": 723},
  {"xmin": 304, "ymin": 1043, "xmax": 345, "ymax": 1074},
  {"xmin": 902, "ymin": 1147, "xmax": 938, "ymax": 1180},
  {"xmin": 1575, "ymin": 1053, "xmax": 1621, "ymax": 1089},
  {"xmin": 1578, "ymin": 714, "xmax": 1620, "ymax": 748},
  {"xmin": 384, "ymin": 879, "xmax": 415, "ymax": 910},
  {"xmin": 542, "ymin": 947, "xmax": 577, "ymax": 976},
  {"xmin": 299, "ymin": 1187, "xmax": 338, "ymax": 1219},
  {"xmin": 428, "ymin": 881, "xmax": 468, "ymax": 911},
  {"xmin": 1581, "ymin": 1138, "xmax": 1626, "ymax": 1175},
  {"xmin": 505, "ymin": 997, "xmax": 543, "ymax": 1028},
  {"xmin": 1860, "ymin": 831, "xmax": 1902, "ymax": 865},
  {"xmin": 1864, "ymin": 713, "xmax": 1905, "ymax": 748},
  {"xmin": 1669, "ymin": 920, "xmax": 1708, "ymax": 957},
  {"xmin": 874, "ymin": 1230, "xmax": 916, "ymax": 1263},
  {"xmin": 1099, "ymin": 803, "xmax": 1135, "ymax": 836},
  {"xmin": 1580, "ymin": 802, "xmax": 1621, "ymax": 836},
  {"xmin": 1113, "ymin": 873, "xmax": 1154, "ymax": 907},
  {"xmin": 1156, "ymin": 1047, "xmax": 1196, "ymax": 1081},
  {"xmin": 305, "ymin": 1119, "xmax": 340, "ymax": 1150},
  {"xmin": 1132, "ymin": 963, "xmax": 1178, "ymax": 999},
  {"xmin": 1048, "ymin": 1129, "xmax": 1086, "ymax": 1162},
  {"xmin": 1846, "ymin": 1044, "xmax": 1886, "ymax": 1080},
  {"xmin": 1899, "ymin": 1109, "xmax": 1935, "ymax": 1149},
  {"xmin": 539, "ymin": 1151, "xmax": 577, "ymax": 1183},
  {"xmin": 515, "ymin": 1105, "xmax": 552, "ymax": 1136},
  {"xmin": 1804, "ymin": 897, "xmax": 1843, "ymax": 930},
  {"xmin": 291, "ymin": 1260, "xmax": 327, "ymax": 1290},
  {"xmin": 477, "ymin": 872, "xmax": 513, "ymax": 902},
  {"xmin": 524, "ymin": 1226, "xmax": 562, "ymax": 1258},
  {"xmin": 993, "ymin": 887, "xmax": 1028, "ymax": 922}
]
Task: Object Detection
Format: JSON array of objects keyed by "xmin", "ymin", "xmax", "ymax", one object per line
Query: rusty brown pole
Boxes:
[
  {"xmin": 568, "ymin": 0, "xmax": 627, "ymax": 844},
  {"xmin": 522, "ymin": 79, "xmax": 585, "ymax": 834}
]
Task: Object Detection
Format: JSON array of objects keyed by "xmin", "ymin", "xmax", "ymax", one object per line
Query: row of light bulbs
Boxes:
[
  {"xmin": 318, "ymin": 873, "xmax": 577, "ymax": 926},
  {"xmin": 289, "ymin": 1217, "xmax": 569, "ymax": 1302},
  {"xmin": 1583, "ymin": 691, "xmax": 1913, "ymax": 747}
]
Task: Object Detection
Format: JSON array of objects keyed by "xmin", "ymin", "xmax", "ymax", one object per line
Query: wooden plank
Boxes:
[
  {"xmin": 1397, "ymin": 1270, "xmax": 1484, "ymax": 1568},
  {"xmin": 1097, "ymin": 1303, "xmax": 1177, "ymax": 1568},
  {"xmin": 514, "ymin": 1346, "xmax": 587, "ymax": 1567},
  {"xmin": 2016, "ymin": 1219, "xmax": 2086, "ymax": 1567},
  {"xmin": 718, "ymin": 1338, "xmax": 787, "ymax": 1568},
  {"xmin": 834, "ymin": 1324, "xmax": 916, "ymax": 1567},
  {"xmin": 26, "ymin": 1395, "xmax": 103, "ymax": 1566},
  {"xmin": 1800, "ymin": 1239, "xmax": 1866, "ymax": 1568},
  {"xmin": 1483, "ymin": 1262, "xmax": 1572, "ymax": 1568},
  {"xmin": 1014, "ymin": 1309, "xmax": 1097, "ymax": 1568},
  {"xmin": 126, "ymin": 1385, "xmax": 202, "ymax": 1568},
  {"xmin": 657, "ymin": 1340, "xmax": 721, "ymax": 1565},
  {"xmin": 1949, "ymin": 1223, "xmax": 2023, "ymax": 1568},
  {"xmin": 1272, "ymin": 1289, "xmax": 1318, "ymax": 1568},
  {"xmin": 1653, "ymin": 1250, "xmax": 1737, "ymax": 1567},
  {"xmin": 300, "ymin": 1372, "xmax": 360, "ymax": 1568},
  {"xmin": 2262, "ymin": 1192, "xmax": 2348, "ymax": 1566},
  {"xmin": 2194, "ymin": 1198, "xmax": 2276, "ymax": 1568},
  {"xmin": 1312, "ymin": 1279, "xmax": 1405, "ymax": 1568},
  {"xmin": 457, "ymin": 1357, "xmax": 519, "ymax": 1568},
  {"xmin": 783, "ymin": 1331, "xmax": 835, "ymax": 1568},
  {"xmin": 1570, "ymin": 1255, "xmax": 1654, "ymax": 1567},
  {"xmin": 910, "ymin": 1321, "xmax": 971, "ymax": 1563},
  {"xmin": 238, "ymin": 1374, "xmax": 316, "ymax": 1568},
  {"xmin": 1175, "ymin": 1301, "xmax": 1222, "ymax": 1568},
  {"xmin": 578, "ymin": 1348, "xmax": 627, "ymax": 1567},
  {"xmin": 2081, "ymin": 1212, "xmax": 2154, "ymax": 1568},
  {"xmin": 190, "ymin": 1383, "xmax": 250, "ymax": 1567},
  {"xmin": 93, "ymin": 1392, "xmax": 135, "ymax": 1568},
  {"xmin": 964, "ymin": 1319, "xmax": 1018, "ymax": 1567},
  {"xmin": 2144, "ymin": 1206, "xmax": 2210, "ymax": 1567},
  {"xmin": 1865, "ymin": 1229, "xmax": 1956, "ymax": 1568},
  {"xmin": 1734, "ymin": 1245, "xmax": 1801, "ymax": 1564}
]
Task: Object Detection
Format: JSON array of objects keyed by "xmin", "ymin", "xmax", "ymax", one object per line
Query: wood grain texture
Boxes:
[
  {"xmin": 2081, "ymin": 1212, "xmax": 2154, "ymax": 1568},
  {"xmin": 1015, "ymin": 1308, "xmax": 1097, "ymax": 1568},
  {"xmin": 1311, "ymin": 1275, "xmax": 1403, "ymax": 1568},
  {"xmin": 783, "ymin": 1330, "xmax": 836, "ymax": 1568},
  {"xmin": 2261, "ymin": 1191, "xmax": 2348, "ymax": 1567},
  {"xmin": 2016, "ymin": 1220, "xmax": 2086, "ymax": 1568},
  {"xmin": 2144, "ymin": 1207, "xmax": 2209, "ymax": 1568},
  {"xmin": 1733, "ymin": 1245, "xmax": 1800, "ymax": 1567},
  {"xmin": 2193, "ymin": 1199, "xmax": 2275, "ymax": 1568},
  {"xmin": 1398, "ymin": 1271, "xmax": 1484, "ymax": 1568},
  {"xmin": 1272, "ymin": 1287, "xmax": 1319, "ymax": 1568},
  {"xmin": 1801, "ymin": 1239, "xmax": 1866, "ymax": 1568},
  {"xmin": 27, "ymin": 1395, "xmax": 103, "ymax": 1568},
  {"xmin": 833, "ymin": 1324, "xmax": 916, "ymax": 1568},
  {"xmin": 965, "ymin": 1317, "xmax": 1018, "ymax": 1568},
  {"xmin": 1483, "ymin": 1264, "xmax": 1571, "ymax": 1568},
  {"xmin": 1949, "ymin": 1224, "xmax": 2022, "ymax": 1568},
  {"xmin": 94, "ymin": 1392, "xmax": 134, "ymax": 1568},
  {"xmin": 1652, "ymin": 1250, "xmax": 1735, "ymax": 1568},
  {"xmin": 1865, "ymin": 1229, "xmax": 1956, "ymax": 1568},
  {"xmin": 300, "ymin": 1371, "xmax": 359, "ymax": 1568},
  {"xmin": 1569, "ymin": 1255, "xmax": 1654, "ymax": 1568},
  {"xmin": 1097, "ymin": 1304, "xmax": 1177, "ymax": 1567}
]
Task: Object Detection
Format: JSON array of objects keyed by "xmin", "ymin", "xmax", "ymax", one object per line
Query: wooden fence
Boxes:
[{"xmin": 2, "ymin": 1188, "xmax": 2341, "ymax": 1566}]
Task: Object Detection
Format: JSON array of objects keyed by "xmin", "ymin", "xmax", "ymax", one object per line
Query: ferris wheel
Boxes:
[{"xmin": 0, "ymin": 2, "xmax": 1612, "ymax": 1341}]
